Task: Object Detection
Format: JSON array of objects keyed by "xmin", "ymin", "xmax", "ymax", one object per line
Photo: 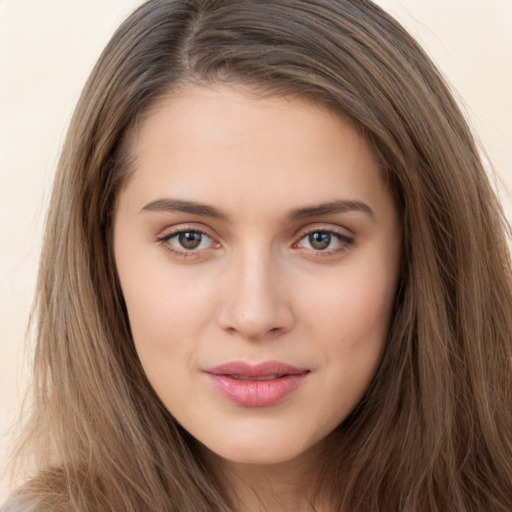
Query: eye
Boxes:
[
  {"xmin": 156, "ymin": 228, "xmax": 218, "ymax": 255},
  {"xmin": 295, "ymin": 229, "xmax": 353, "ymax": 255},
  {"xmin": 304, "ymin": 232, "xmax": 333, "ymax": 250},
  {"xmin": 174, "ymin": 231, "xmax": 205, "ymax": 250}
]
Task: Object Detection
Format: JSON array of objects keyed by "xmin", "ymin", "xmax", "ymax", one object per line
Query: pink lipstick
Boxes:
[{"xmin": 204, "ymin": 361, "xmax": 309, "ymax": 407}]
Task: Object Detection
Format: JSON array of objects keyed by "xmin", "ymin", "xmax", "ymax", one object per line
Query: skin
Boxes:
[{"xmin": 114, "ymin": 85, "xmax": 402, "ymax": 510}]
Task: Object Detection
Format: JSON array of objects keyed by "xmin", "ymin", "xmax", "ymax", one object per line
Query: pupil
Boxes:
[
  {"xmin": 179, "ymin": 232, "xmax": 202, "ymax": 249},
  {"xmin": 309, "ymin": 232, "xmax": 331, "ymax": 250}
]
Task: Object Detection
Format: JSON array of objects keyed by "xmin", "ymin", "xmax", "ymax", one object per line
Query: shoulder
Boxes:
[
  {"xmin": 1, "ymin": 495, "xmax": 39, "ymax": 512},
  {"xmin": 1, "ymin": 494, "xmax": 72, "ymax": 512},
  {"xmin": 1, "ymin": 468, "xmax": 73, "ymax": 512},
  {"xmin": 1, "ymin": 495, "xmax": 70, "ymax": 512}
]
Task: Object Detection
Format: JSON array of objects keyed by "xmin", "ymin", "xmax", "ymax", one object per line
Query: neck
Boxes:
[{"xmin": 209, "ymin": 443, "xmax": 331, "ymax": 512}]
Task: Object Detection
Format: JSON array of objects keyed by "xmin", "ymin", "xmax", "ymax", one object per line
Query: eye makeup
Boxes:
[{"xmin": 154, "ymin": 223, "xmax": 355, "ymax": 262}]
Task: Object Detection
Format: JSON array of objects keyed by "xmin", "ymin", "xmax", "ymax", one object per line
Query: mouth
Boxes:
[
  {"xmin": 227, "ymin": 374, "xmax": 291, "ymax": 381},
  {"xmin": 204, "ymin": 361, "xmax": 310, "ymax": 407}
]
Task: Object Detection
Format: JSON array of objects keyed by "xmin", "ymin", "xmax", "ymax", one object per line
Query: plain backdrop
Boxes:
[{"xmin": 1, "ymin": 0, "xmax": 511, "ymax": 500}]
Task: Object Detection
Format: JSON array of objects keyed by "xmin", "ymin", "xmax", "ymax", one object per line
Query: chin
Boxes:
[{"xmin": 202, "ymin": 430, "xmax": 324, "ymax": 467}]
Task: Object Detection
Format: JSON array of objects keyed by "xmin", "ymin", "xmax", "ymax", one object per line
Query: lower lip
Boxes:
[{"xmin": 206, "ymin": 373, "xmax": 308, "ymax": 407}]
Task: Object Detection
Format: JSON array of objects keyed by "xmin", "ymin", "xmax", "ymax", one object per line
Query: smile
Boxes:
[{"xmin": 204, "ymin": 361, "xmax": 310, "ymax": 407}]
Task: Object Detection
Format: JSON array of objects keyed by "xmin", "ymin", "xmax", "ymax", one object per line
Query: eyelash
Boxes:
[
  {"xmin": 155, "ymin": 227, "xmax": 354, "ymax": 259},
  {"xmin": 155, "ymin": 227, "xmax": 216, "ymax": 259},
  {"xmin": 293, "ymin": 229, "xmax": 354, "ymax": 257}
]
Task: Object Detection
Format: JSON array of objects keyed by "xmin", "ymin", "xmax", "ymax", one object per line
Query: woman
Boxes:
[{"xmin": 4, "ymin": 0, "xmax": 512, "ymax": 510}]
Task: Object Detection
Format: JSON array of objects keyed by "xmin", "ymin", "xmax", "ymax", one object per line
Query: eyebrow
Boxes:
[
  {"xmin": 140, "ymin": 198, "xmax": 374, "ymax": 222},
  {"xmin": 140, "ymin": 198, "xmax": 230, "ymax": 220},
  {"xmin": 285, "ymin": 200, "xmax": 375, "ymax": 222}
]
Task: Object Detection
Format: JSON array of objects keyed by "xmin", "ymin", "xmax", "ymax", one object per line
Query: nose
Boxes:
[{"xmin": 217, "ymin": 246, "xmax": 295, "ymax": 341}]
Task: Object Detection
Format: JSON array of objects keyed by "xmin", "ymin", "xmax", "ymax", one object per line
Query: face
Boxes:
[{"xmin": 114, "ymin": 85, "xmax": 402, "ymax": 468}]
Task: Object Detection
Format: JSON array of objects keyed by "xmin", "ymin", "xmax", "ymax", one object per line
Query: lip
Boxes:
[{"xmin": 204, "ymin": 361, "xmax": 310, "ymax": 407}]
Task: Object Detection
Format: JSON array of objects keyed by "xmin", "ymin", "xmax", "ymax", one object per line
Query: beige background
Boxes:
[{"xmin": 1, "ymin": 0, "xmax": 511, "ymax": 499}]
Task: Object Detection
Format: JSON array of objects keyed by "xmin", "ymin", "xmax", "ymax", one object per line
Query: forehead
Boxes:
[{"xmin": 119, "ymin": 84, "xmax": 391, "ymax": 218}]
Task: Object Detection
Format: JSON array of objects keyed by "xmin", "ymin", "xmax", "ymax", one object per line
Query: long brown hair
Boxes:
[{"xmin": 5, "ymin": 0, "xmax": 512, "ymax": 510}]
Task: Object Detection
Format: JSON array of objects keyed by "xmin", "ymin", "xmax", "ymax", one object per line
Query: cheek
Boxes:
[
  {"xmin": 117, "ymin": 258, "xmax": 218, "ymax": 370},
  {"xmin": 301, "ymin": 261, "xmax": 397, "ymax": 346},
  {"xmin": 298, "ymin": 259, "xmax": 398, "ymax": 410}
]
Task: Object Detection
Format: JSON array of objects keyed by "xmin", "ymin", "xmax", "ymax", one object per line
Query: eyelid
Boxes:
[
  {"xmin": 155, "ymin": 222, "xmax": 217, "ymax": 241},
  {"xmin": 292, "ymin": 224, "xmax": 354, "ymax": 256},
  {"xmin": 292, "ymin": 222, "xmax": 354, "ymax": 241},
  {"xmin": 154, "ymin": 222, "xmax": 354, "ymax": 259},
  {"xmin": 154, "ymin": 224, "xmax": 221, "ymax": 257}
]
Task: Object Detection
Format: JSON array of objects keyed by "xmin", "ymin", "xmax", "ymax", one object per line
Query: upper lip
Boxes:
[{"xmin": 204, "ymin": 361, "xmax": 309, "ymax": 378}]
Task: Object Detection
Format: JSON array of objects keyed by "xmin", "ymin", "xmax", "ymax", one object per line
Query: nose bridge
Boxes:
[{"xmin": 218, "ymin": 239, "xmax": 293, "ymax": 339}]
